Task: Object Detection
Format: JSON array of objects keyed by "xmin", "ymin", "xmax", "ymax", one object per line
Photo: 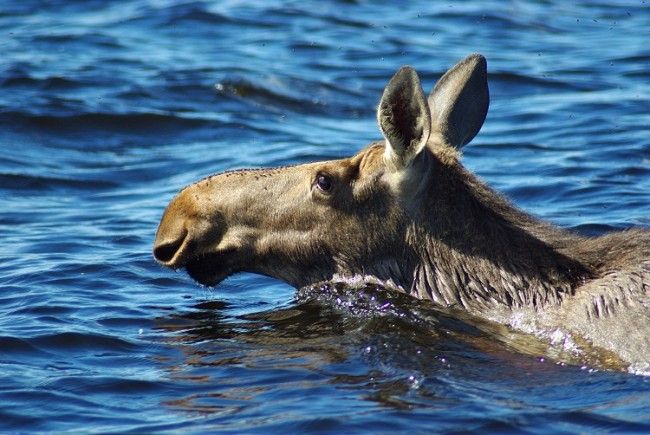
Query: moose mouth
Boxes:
[{"xmin": 185, "ymin": 250, "xmax": 237, "ymax": 287}]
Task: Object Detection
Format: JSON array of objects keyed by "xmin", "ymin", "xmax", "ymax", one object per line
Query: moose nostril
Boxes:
[
  {"xmin": 154, "ymin": 242, "xmax": 179, "ymax": 263},
  {"xmin": 153, "ymin": 230, "xmax": 187, "ymax": 264}
]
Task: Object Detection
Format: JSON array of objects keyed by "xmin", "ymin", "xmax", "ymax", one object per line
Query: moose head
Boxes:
[{"xmin": 153, "ymin": 55, "xmax": 490, "ymax": 294}]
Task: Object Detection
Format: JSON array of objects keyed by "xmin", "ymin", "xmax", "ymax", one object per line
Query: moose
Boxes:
[{"xmin": 154, "ymin": 54, "xmax": 650, "ymax": 371}]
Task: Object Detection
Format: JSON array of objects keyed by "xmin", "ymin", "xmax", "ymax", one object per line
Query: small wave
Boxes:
[
  {"xmin": 570, "ymin": 223, "xmax": 625, "ymax": 237},
  {"xmin": 607, "ymin": 166, "xmax": 650, "ymax": 177},
  {"xmin": 31, "ymin": 32, "xmax": 123, "ymax": 49},
  {"xmin": 289, "ymin": 38, "xmax": 329, "ymax": 48},
  {"xmin": 215, "ymin": 76, "xmax": 361, "ymax": 117},
  {"xmin": 0, "ymin": 111, "xmax": 214, "ymax": 135},
  {"xmin": 0, "ymin": 412, "xmax": 38, "ymax": 430},
  {"xmin": 47, "ymin": 375, "xmax": 169, "ymax": 394},
  {"xmin": 507, "ymin": 181, "xmax": 570, "ymax": 202},
  {"xmin": 215, "ymin": 77, "xmax": 324, "ymax": 114},
  {"xmin": 476, "ymin": 141, "xmax": 551, "ymax": 152},
  {"xmin": 0, "ymin": 75, "xmax": 82, "ymax": 90},
  {"xmin": 161, "ymin": 5, "xmax": 234, "ymax": 26},
  {"xmin": 120, "ymin": 2, "xmax": 278, "ymax": 30},
  {"xmin": 0, "ymin": 336, "xmax": 50, "ymax": 356},
  {"xmin": 491, "ymin": 72, "xmax": 585, "ymax": 92},
  {"xmin": 30, "ymin": 332, "xmax": 137, "ymax": 353},
  {"xmin": 0, "ymin": 173, "xmax": 118, "ymax": 191}
]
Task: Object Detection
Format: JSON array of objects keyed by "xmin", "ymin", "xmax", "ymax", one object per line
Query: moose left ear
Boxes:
[
  {"xmin": 377, "ymin": 66, "xmax": 431, "ymax": 170},
  {"xmin": 427, "ymin": 54, "xmax": 489, "ymax": 149}
]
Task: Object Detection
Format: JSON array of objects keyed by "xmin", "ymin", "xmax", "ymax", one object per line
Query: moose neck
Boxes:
[{"xmin": 407, "ymin": 151, "xmax": 590, "ymax": 311}]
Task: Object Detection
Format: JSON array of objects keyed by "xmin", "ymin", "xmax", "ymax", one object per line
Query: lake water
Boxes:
[{"xmin": 1, "ymin": 0, "xmax": 650, "ymax": 432}]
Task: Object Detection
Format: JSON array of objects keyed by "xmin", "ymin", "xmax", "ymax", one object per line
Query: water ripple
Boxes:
[{"xmin": 1, "ymin": 0, "xmax": 649, "ymax": 432}]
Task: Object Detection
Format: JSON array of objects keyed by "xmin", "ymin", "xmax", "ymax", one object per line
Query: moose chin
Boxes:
[{"xmin": 154, "ymin": 54, "xmax": 650, "ymax": 372}]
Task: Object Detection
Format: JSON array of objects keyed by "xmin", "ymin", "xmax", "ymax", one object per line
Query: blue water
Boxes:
[{"xmin": 1, "ymin": 0, "xmax": 650, "ymax": 432}]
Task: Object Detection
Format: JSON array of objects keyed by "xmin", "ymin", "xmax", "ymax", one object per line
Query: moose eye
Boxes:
[{"xmin": 316, "ymin": 174, "xmax": 332, "ymax": 192}]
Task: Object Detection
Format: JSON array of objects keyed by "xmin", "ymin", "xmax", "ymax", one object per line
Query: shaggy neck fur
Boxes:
[{"xmin": 406, "ymin": 151, "xmax": 591, "ymax": 311}]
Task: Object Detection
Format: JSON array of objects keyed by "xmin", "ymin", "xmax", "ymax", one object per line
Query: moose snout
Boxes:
[
  {"xmin": 153, "ymin": 225, "xmax": 189, "ymax": 266},
  {"xmin": 153, "ymin": 188, "xmax": 223, "ymax": 268},
  {"xmin": 153, "ymin": 199, "xmax": 193, "ymax": 268}
]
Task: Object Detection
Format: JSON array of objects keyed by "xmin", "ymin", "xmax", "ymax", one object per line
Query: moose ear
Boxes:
[
  {"xmin": 428, "ymin": 53, "xmax": 489, "ymax": 149},
  {"xmin": 377, "ymin": 66, "xmax": 431, "ymax": 170}
]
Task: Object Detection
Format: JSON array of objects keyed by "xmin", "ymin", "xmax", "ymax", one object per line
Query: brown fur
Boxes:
[{"xmin": 154, "ymin": 54, "xmax": 650, "ymax": 371}]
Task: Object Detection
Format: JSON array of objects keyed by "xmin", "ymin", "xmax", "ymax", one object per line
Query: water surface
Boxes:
[{"xmin": 1, "ymin": 1, "xmax": 649, "ymax": 432}]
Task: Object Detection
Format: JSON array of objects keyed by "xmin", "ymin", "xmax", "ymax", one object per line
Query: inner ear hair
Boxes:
[{"xmin": 378, "ymin": 66, "xmax": 431, "ymax": 169}]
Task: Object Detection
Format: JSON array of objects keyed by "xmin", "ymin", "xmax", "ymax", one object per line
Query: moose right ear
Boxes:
[
  {"xmin": 428, "ymin": 53, "xmax": 489, "ymax": 149},
  {"xmin": 377, "ymin": 66, "xmax": 431, "ymax": 171}
]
